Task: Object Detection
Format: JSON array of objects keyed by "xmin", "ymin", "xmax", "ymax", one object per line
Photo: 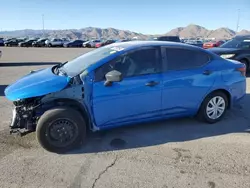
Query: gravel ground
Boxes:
[{"xmin": 0, "ymin": 47, "xmax": 250, "ymax": 188}]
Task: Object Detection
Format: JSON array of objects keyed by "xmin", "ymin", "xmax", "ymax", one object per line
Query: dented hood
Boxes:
[{"xmin": 5, "ymin": 67, "xmax": 69, "ymax": 101}]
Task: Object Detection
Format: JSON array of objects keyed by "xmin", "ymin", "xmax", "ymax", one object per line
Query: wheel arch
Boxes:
[
  {"xmin": 202, "ymin": 89, "xmax": 232, "ymax": 109},
  {"xmin": 42, "ymin": 98, "xmax": 92, "ymax": 130},
  {"xmin": 212, "ymin": 89, "xmax": 231, "ymax": 108}
]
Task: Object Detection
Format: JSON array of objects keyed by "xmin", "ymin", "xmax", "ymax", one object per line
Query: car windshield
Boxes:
[
  {"xmin": 220, "ymin": 38, "xmax": 250, "ymax": 48},
  {"xmin": 61, "ymin": 45, "xmax": 125, "ymax": 77}
]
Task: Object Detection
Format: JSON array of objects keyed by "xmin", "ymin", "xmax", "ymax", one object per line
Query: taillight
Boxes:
[{"xmin": 236, "ymin": 67, "xmax": 246, "ymax": 76}]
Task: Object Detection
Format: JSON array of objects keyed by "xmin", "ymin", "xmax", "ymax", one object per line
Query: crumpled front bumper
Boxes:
[
  {"xmin": 9, "ymin": 106, "xmax": 35, "ymax": 136},
  {"xmin": 10, "ymin": 107, "xmax": 18, "ymax": 128}
]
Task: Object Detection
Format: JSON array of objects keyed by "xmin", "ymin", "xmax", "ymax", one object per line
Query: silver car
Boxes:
[{"xmin": 82, "ymin": 39, "xmax": 101, "ymax": 48}]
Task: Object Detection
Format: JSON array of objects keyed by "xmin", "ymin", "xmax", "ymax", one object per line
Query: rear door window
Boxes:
[{"xmin": 164, "ymin": 48, "xmax": 210, "ymax": 71}]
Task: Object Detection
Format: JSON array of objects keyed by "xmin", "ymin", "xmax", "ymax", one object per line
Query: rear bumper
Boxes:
[
  {"xmin": 230, "ymin": 80, "xmax": 246, "ymax": 107},
  {"xmin": 232, "ymin": 93, "xmax": 245, "ymax": 106}
]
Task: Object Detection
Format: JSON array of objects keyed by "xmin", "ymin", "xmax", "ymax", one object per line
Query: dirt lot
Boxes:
[{"xmin": 0, "ymin": 47, "xmax": 250, "ymax": 188}]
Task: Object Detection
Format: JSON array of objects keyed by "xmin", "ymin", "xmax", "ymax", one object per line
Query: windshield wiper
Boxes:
[
  {"xmin": 60, "ymin": 61, "xmax": 68, "ymax": 67},
  {"xmin": 54, "ymin": 61, "xmax": 68, "ymax": 75},
  {"xmin": 58, "ymin": 67, "xmax": 67, "ymax": 76}
]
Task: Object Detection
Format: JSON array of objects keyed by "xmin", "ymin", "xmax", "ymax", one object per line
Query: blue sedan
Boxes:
[{"xmin": 4, "ymin": 41, "xmax": 246, "ymax": 152}]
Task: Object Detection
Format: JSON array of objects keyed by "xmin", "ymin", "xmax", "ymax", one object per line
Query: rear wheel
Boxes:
[
  {"xmin": 36, "ymin": 107, "xmax": 86, "ymax": 153},
  {"xmin": 197, "ymin": 91, "xmax": 228, "ymax": 123}
]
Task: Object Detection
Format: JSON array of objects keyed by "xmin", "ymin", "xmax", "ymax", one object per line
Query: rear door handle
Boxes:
[
  {"xmin": 145, "ymin": 81, "xmax": 159, "ymax": 87},
  {"xmin": 203, "ymin": 70, "xmax": 213, "ymax": 75}
]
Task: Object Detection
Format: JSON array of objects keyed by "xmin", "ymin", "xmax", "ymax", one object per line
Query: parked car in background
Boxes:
[
  {"xmin": 115, "ymin": 39, "xmax": 131, "ymax": 43},
  {"xmin": 82, "ymin": 39, "xmax": 101, "ymax": 48},
  {"xmin": 181, "ymin": 39, "xmax": 187, "ymax": 43},
  {"xmin": 18, "ymin": 39, "xmax": 37, "ymax": 47},
  {"xmin": 209, "ymin": 35, "xmax": 250, "ymax": 71},
  {"xmin": 120, "ymin": 39, "xmax": 131, "ymax": 42},
  {"xmin": 95, "ymin": 42, "xmax": 102, "ymax": 48},
  {"xmin": 153, "ymin": 36, "xmax": 181, "ymax": 42},
  {"xmin": 45, "ymin": 38, "xmax": 68, "ymax": 47},
  {"xmin": 0, "ymin": 38, "xmax": 4, "ymax": 46},
  {"xmin": 32, "ymin": 38, "xmax": 48, "ymax": 47},
  {"xmin": 203, "ymin": 40, "xmax": 224, "ymax": 49},
  {"xmin": 95, "ymin": 39, "xmax": 116, "ymax": 48},
  {"xmin": 4, "ymin": 39, "xmax": 24, "ymax": 47},
  {"xmin": 63, "ymin": 40, "xmax": 85, "ymax": 47},
  {"xmin": 185, "ymin": 40, "xmax": 203, "ymax": 48},
  {"xmin": 4, "ymin": 41, "xmax": 246, "ymax": 153},
  {"xmin": 0, "ymin": 50, "xmax": 2, "ymax": 58}
]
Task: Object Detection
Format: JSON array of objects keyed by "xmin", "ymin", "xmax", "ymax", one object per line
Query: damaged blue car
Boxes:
[{"xmin": 5, "ymin": 41, "xmax": 246, "ymax": 153}]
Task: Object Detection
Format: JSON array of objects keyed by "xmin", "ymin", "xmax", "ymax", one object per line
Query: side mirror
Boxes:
[{"xmin": 104, "ymin": 70, "xmax": 122, "ymax": 86}]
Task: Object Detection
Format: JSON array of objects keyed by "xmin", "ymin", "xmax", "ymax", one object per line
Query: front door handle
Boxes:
[
  {"xmin": 203, "ymin": 70, "xmax": 213, "ymax": 75},
  {"xmin": 145, "ymin": 81, "xmax": 159, "ymax": 87}
]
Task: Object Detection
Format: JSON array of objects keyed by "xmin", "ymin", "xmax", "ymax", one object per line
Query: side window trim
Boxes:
[{"xmin": 162, "ymin": 46, "xmax": 211, "ymax": 72}]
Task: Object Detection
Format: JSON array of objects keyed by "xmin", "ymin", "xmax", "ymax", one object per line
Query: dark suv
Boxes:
[
  {"xmin": 209, "ymin": 35, "xmax": 250, "ymax": 71},
  {"xmin": 153, "ymin": 36, "xmax": 181, "ymax": 42}
]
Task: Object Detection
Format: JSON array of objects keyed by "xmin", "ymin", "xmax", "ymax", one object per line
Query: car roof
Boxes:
[
  {"xmin": 108, "ymin": 41, "xmax": 218, "ymax": 58},
  {"xmin": 111, "ymin": 40, "xmax": 204, "ymax": 51}
]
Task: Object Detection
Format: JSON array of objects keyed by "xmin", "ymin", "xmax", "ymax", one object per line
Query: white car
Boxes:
[
  {"xmin": 45, "ymin": 38, "xmax": 69, "ymax": 47},
  {"xmin": 82, "ymin": 40, "xmax": 101, "ymax": 48}
]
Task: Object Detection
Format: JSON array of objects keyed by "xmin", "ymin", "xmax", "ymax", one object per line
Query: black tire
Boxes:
[
  {"xmin": 240, "ymin": 59, "xmax": 249, "ymax": 72},
  {"xmin": 196, "ymin": 91, "xmax": 228, "ymax": 124},
  {"xmin": 48, "ymin": 43, "xmax": 52, "ymax": 47},
  {"xmin": 36, "ymin": 107, "xmax": 86, "ymax": 153}
]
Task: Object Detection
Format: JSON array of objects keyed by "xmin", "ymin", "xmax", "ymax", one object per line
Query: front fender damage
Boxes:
[
  {"xmin": 10, "ymin": 97, "xmax": 42, "ymax": 136},
  {"xmin": 9, "ymin": 84, "xmax": 90, "ymax": 136}
]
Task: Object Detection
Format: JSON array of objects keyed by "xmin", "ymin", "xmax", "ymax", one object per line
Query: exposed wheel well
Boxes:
[
  {"xmin": 42, "ymin": 99, "xmax": 91, "ymax": 130},
  {"xmin": 206, "ymin": 89, "xmax": 231, "ymax": 108}
]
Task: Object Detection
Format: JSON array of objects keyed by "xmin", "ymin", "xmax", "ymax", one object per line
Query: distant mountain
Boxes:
[
  {"xmin": 166, "ymin": 24, "xmax": 210, "ymax": 38},
  {"xmin": 0, "ymin": 27, "xmax": 148, "ymax": 40},
  {"xmin": 237, "ymin": 29, "xmax": 250, "ymax": 35},
  {"xmin": 0, "ymin": 25, "xmax": 249, "ymax": 40},
  {"xmin": 166, "ymin": 24, "xmax": 249, "ymax": 39}
]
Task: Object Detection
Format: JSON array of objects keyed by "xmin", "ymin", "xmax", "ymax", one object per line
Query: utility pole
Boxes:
[
  {"xmin": 236, "ymin": 9, "xmax": 240, "ymax": 32},
  {"xmin": 42, "ymin": 14, "xmax": 45, "ymax": 37}
]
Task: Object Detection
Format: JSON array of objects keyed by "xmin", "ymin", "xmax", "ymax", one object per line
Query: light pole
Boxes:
[
  {"xmin": 42, "ymin": 14, "xmax": 45, "ymax": 36},
  {"xmin": 236, "ymin": 9, "xmax": 240, "ymax": 32}
]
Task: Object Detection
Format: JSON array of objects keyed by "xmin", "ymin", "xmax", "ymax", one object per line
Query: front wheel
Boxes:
[
  {"xmin": 197, "ymin": 91, "xmax": 228, "ymax": 123},
  {"xmin": 36, "ymin": 107, "xmax": 86, "ymax": 153}
]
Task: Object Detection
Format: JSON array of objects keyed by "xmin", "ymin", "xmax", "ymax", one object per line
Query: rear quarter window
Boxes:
[{"xmin": 165, "ymin": 48, "xmax": 210, "ymax": 70}]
